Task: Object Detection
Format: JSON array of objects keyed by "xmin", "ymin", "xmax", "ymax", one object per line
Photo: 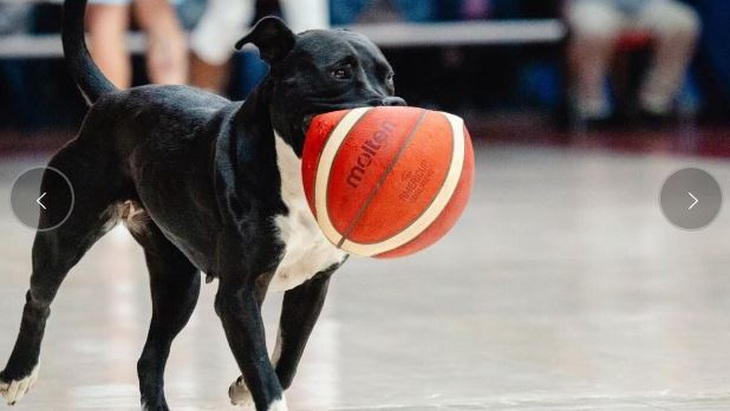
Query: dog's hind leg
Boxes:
[
  {"xmin": 0, "ymin": 140, "xmax": 122, "ymax": 405},
  {"xmin": 129, "ymin": 223, "xmax": 201, "ymax": 411}
]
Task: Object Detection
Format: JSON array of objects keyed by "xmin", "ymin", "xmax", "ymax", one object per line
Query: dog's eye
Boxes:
[{"xmin": 331, "ymin": 64, "xmax": 353, "ymax": 80}]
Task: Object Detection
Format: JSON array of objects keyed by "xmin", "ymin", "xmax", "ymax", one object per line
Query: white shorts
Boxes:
[{"xmin": 190, "ymin": 0, "xmax": 329, "ymax": 65}]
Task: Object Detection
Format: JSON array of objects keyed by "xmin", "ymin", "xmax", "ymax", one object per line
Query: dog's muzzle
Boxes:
[
  {"xmin": 379, "ymin": 96, "xmax": 407, "ymax": 106},
  {"xmin": 301, "ymin": 96, "xmax": 406, "ymax": 135}
]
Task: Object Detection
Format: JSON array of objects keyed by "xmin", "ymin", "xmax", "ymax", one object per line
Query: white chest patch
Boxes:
[{"xmin": 270, "ymin": 134, "xmax": 347, "ymax": 292}]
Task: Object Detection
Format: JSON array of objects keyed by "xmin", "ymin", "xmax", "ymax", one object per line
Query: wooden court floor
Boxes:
[{"xmin": 1, "ymin": 137, "xmax": 729, "ymax": 410}]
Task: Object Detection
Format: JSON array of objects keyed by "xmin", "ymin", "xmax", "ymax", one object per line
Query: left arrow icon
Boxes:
[
  {"xmin": 36, "ymin": 192, "xmax": 47, "ymax": 210},
  {"xmin": 11, "ymin": 167, "xmax": 74, "ymax": 231}
]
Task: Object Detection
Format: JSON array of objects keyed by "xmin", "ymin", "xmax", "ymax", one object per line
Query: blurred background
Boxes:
[
  {"xmin": 1, "ymin": 0, "xmax": 729, "ymax": 410},
  {"xmin": 0, "ymin": 0, "xmax": 728, "ymax": 139}
]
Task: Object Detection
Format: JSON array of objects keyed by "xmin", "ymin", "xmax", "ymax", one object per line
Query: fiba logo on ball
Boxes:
[
  {"xmin": 399, "ymin": 159, "xmax": 435, "ymax": 203},
  {"xmin": 302, "ymin": 106, "xmax": 475, "ymax": 258}
]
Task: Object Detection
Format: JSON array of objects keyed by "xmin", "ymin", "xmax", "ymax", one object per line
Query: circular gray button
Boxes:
[
  {"xmin": 660, "ymin": 168, "xmax": 721, "ymax": 230},
  {"xmin": 10, "ymin": 167, "xmax": 74, "ymax": 231}
]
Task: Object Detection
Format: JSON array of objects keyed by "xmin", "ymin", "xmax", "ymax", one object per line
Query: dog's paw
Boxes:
[
  {"xmin": 228, "ymin": 376, "xmax": 254, "ymax": 407},
  {"xmin": 267, "ymin": 398, "xmax": 289, "ymax": 411},
  {"xmin": 0, "ymin": 364, "xmax": 39, "ymax": 406}
]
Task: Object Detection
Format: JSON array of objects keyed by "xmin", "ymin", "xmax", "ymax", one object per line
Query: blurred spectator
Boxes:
[
  {"xmin": 189, "ymin": 0, "xmax": 328, "ymax": 93},
  {"xmin": 460, "ymin": 0, "xmax": 492, "ymax": 20},
  {"xmin": 566, "ymin": 0, "xmax": 700, "ymax": 126},
  {"xmin": 0, "ymin": 4, "xmax": 38, "ymax": 128},
  {"xmin": 86, "ymin": 0, "xmax": 187, "ymax": 88},
  {"xmin": 330, "ymin": 0, "xmax": 436, "ymax": 24},
  {"xmin": 0, "ymin": 4, "xmax": 32, "ymax": 35},
  {"xmin": 691, "ymin": 0, "xmax": 730, "ymax": 122}
]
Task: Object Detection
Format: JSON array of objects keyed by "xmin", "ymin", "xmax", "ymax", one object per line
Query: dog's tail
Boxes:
[{"xmin": 62, "ymin": 0, "xmax": 117, "ymax": 104}]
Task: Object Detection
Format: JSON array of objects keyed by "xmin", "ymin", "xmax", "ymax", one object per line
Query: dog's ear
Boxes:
[{"xmin": 235, "ymin": 16, "xmax": 295, "ymax": 66}]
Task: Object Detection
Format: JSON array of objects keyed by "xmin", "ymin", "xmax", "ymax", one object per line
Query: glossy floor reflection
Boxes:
[{"xmin": 1, "ymin": 143, "xmax": 729, "ymax": 410}]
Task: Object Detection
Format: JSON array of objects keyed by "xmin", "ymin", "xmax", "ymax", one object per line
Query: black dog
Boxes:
[{"xmin": 0, "ymin": 0, "xmax": 405, "ymax": 409}]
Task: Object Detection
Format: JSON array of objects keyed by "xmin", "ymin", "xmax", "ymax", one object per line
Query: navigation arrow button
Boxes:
[
  {"xmin": 687, "ymin": 191, "xmax": 698, "ymax": 211},
  {"xmin": 660, "ymin": 168, "xmax": 722, "ymax": 230},
  {"xmin": 36, "ymin": 192, "xmax": 47, "ymax": 210},
  {"xmin": 11, "ymin": 167, "xmax": 75, "ymax": 231}
]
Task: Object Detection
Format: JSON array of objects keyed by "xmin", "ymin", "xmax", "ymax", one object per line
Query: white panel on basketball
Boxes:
[
  {"xmin": 314, "ymin": 107, "xmax": 371, "ymax": 246},
  {"xmin": 314, "ymin": 110, "xmax": 466, "ymax": 257}
]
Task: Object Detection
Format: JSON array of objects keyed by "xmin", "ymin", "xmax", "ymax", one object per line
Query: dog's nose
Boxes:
[{"xmin": 381, "ymin": 96, "xmax": 407, "ymax": 106}]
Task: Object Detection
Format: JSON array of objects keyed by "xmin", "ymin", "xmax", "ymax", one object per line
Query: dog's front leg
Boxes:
[
  {"xmin": 229, "ymin": 267, "xmax": 337, "ymax": 406},
  {"xmin": 274, "ymin": 268, "xmax": 336, "ymax": 389},
  {"xmin": 215, "ymin": 278, "xmax": 286, "ymax": 411}
]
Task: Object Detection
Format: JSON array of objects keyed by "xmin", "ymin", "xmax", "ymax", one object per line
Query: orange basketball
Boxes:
[{"xmin": 302, "ymin": 106, "xmax": 474, "ymax": 258}]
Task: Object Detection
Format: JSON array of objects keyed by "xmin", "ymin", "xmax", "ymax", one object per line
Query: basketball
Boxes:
[{"xmin": 302, "ymin": 106, "xmax": 475, "ymax": 258}]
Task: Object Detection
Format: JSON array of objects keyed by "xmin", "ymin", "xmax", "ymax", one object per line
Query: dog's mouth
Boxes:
[
  {"xmin": 301, "ymin": 99, "xmax": 393, "ymax": 137},
  {"xmin": 300, "ymin": 105, "xmax": 365, "ymax": 136}
]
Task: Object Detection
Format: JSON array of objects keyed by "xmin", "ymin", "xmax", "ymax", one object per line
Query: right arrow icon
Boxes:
[
  {"xmin": 687, "ymin": 191, "xmax": 698, "ymax": 210},
  {"xmin": 660, "ymin": 168, "xmax": 721, "ymax": 230}
]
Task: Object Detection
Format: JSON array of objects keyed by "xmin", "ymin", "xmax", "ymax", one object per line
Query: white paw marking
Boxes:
[
  {"xmin": 231, "ymin": 332, "xmax": 285, "ymax": 407},
  {"xmin": 229, "ymin": 379, "xmax": 288, "ymax": 410},
  {"xmin": 1, "ymin": 363, "xmax": 39, "ymax": 405},
  {"xmin": 229, "ymin": 377, "xmax": 253, "ymax": 407},
  {"xmin": 267, "ymin": 397, "xmax": 288, "ymax": 411}
]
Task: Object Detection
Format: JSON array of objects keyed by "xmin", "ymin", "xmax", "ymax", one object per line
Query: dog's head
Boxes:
[{"xmin": 235, "ymin": 17, "xmax": 406, "ymax": 156}]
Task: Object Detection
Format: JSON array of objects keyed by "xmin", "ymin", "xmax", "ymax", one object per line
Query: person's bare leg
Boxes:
[
  {"xmin": 85, "ymin": 4, "xmax": 131, "ymax": 89},
  {"xmin": 189, "ymin": 0, "xmax": 254, "ymax": 93},
  {"xmin": 565, "ymin": 1, "xmax": 623, "ymax": 120},
  {"xmin": 637, "ymin": 1, "xmax": 700, "ymax": 115},
  {"xmin": 189, "ymin": 52, "xmax": 230, "ymax": 93},
  {"xmin": 133, "ymin": 0, "xmax": 188, "ymax": 85}
]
